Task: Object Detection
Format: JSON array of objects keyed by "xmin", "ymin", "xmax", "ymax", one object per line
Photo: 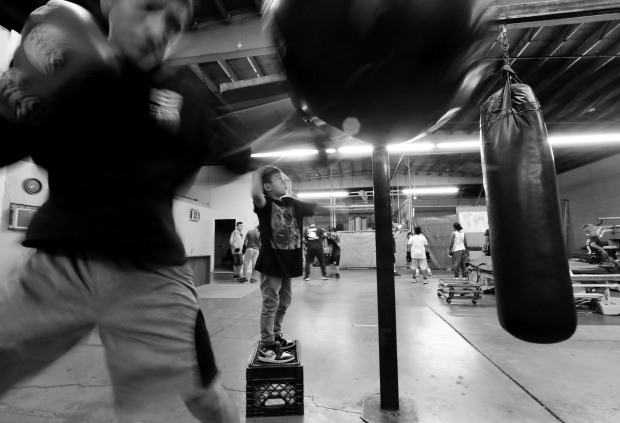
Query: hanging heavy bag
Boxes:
[{"xmin": 480, "ymin": 64, "xmax": 576, "ymax": 344}]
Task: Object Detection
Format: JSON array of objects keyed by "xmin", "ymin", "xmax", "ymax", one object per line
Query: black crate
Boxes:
[{"xmin": 246, "ymin": 341, "xmax": 304, "ymax": 417}]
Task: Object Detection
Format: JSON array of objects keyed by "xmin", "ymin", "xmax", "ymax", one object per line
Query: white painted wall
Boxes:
[
  {"xmin": 172, "ymin": 197, "xmax": 213, "ymax": 257},
  {"xmin": 179, "ymin": 166, "xmax": 258, "ymax": 227},
  {"xmin": 0, "ymin": 160, "xmax": 49, "ymax": 281}
]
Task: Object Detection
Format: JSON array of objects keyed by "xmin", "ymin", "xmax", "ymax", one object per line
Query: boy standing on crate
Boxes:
[{"xmin": 252, "ymin": 167, "xmax": 317, "ymax": 363}]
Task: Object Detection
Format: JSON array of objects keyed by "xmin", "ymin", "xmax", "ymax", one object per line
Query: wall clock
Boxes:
[{"xmin": 23, "ymin": 178, "xmax": 43, "ymax": 195}]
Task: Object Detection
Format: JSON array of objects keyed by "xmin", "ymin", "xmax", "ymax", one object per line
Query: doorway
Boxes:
[{"xmin": 214, "ymin": 219, "xmax": 236, "ymax": 273}]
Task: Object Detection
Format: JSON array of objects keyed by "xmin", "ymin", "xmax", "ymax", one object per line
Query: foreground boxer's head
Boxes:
[{"xmin": 101, "ymin": 0, "xmax": 192, "ymax": 72}]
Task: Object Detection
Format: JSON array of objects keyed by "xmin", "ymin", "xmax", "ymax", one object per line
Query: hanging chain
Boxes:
[{"xmin": 498, "ymin": 25, "xmax": 510, "ymax": 66}]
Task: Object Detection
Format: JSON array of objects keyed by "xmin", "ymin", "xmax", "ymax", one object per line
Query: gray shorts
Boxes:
[{"xmin": 0, "ymin": 249, "xmax": 218, "ymax": 418}]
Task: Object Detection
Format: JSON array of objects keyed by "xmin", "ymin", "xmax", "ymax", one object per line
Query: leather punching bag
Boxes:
[
  {"xmin": 265, "ymin": 0, "xmax": 494, "ymax": 144},
  {"xmin": 480, "ymin": 65, "xmax": 577, "ymax": 344}
]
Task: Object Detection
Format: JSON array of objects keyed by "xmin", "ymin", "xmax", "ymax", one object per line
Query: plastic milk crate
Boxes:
[{"xmin": 246, "ymin": 340, "xmax": 304, "ymax": 417}]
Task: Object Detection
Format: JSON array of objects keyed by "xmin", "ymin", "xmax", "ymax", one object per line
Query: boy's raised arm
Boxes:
[{"xmin": 252, "ymin": 167, "xmax": 267, "ymax": 209}]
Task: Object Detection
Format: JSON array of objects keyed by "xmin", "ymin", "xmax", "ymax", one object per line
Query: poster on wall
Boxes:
[{"xmin": 457, "ymin": 207, "xmax": 488, "ymax": 233}]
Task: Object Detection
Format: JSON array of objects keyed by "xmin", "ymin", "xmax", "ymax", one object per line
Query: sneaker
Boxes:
[
  {"xmin": 423, "ymin": 278, "xmax": 428, "ymax": 284},
  {"xmin": 335, "ymin": 273, "xmax": 340, "ymax": 279},
  {"xmin": 250, "ymin": 278, "xmax": 258, "ymax": 283},
  {"xmin": 238, "ymin": 277, "xmax": 248, "ymax": 283},
  {"xmin": 233, "ymin": 274, "xmax": 239, "ymax": 280},
  {"xmin": 257, "ymin": 343, "xmax": 294, "ymax": 363},
  {"xmin": 427, "ymin": 270, "xmax": 433, "ymax": 276},
  {"xmin": 304, "ymin": 277, "xmax": 310, "ymax": 281},
  {"xmin": 412, "ymin": 276, "xmax": 417, "ymax": 283},
  {"xmin": 322, "ymin": 276, "xmax": 329, "ymax": 280},
  {"xmin": 274, "ymin": 333, "xmax": 295, "ymax": 350}
]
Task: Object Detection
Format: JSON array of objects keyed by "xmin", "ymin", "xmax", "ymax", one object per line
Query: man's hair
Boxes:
[
  {"xmin": 414, "ymin": 227, "xmax": 422, "ymax": 234},
  {"xmin": 454, "ymin": 223, "xmax": 463, "ymax": 231},
  {"xmin": 262, "ymin": 166, "xmax": 282, "ymax": 185},
  {"xmin": 330, "ymin": 227, "xmax": 337, "ymax": 232},
  {"xmin": 237, "ymin": 222, "xmax": 243, "ymax": 226}
]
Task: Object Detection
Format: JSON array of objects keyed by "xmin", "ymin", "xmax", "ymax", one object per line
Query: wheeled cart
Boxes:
[{"xmin": 437, "ymin": 279, "xmax": 483, "ymax": 304}]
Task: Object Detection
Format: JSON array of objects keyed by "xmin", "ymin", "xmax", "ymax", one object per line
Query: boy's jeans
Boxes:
[
  {"xmin": 259, "ymin": 273, "xmax": 292, "ymax": 346},
  {"xmin": 452, "ymin": 250, "xmax": 469, "ymax": 278}
]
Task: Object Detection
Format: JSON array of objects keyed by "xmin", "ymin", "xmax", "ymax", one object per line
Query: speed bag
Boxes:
[{"xmin": 480, "ymin": 65, "xmax": 576, "ymax": 344}]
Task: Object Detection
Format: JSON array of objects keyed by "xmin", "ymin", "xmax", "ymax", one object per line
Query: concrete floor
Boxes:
[{"xmin": 1, "ymin": 269, "xmax": 619, "ymax": 423}]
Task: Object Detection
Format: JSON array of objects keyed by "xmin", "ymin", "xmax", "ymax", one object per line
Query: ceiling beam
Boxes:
[
  {"xmin": 213, "ymin": 0, "xmax": 230, "ymax": 21},
  {"xmin": 168, "ymin": 2, "xmax": 620, "ymax": 66},
  {"xmin": 217, "ymin": 59, "xmax": 238, "ymax": 81},
  {"xmin": 293, "ymin": 174, "xmax": 483, "ymax": 191},
  {"xmin": 167, "ymin": 14, "xmax": 275, "ymax": 66},
  {"xmin": 187, "ymin": 63, "xmax": 231, "ymax": 110},
  {"xmin": 494, "ymin": 0, "xmax": 620, "ymax": 28},
  {"xmin": 220, "ymin": 73, "xmax": 286, "ymax": 93}
]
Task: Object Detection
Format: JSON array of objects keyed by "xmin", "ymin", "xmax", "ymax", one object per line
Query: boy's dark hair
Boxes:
[
  {"xmin": 237, "ymin": 222, "xmax": 243, "ymax": 226},
  {"xmin": 453, "ymin": 223, "xmax": 463, "ymax": 231},
  {"xmin": 262, "ymin": 167, "xmax": 282, "ymax": 185},
  {"xmin": 414, "ymin": 227, "xmax": 422, "ymax": 234}
]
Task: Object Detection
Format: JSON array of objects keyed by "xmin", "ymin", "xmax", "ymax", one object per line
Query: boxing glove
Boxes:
[{"xmin": 0, "ymin": 0, "xmax": 119, "ymax": 124}]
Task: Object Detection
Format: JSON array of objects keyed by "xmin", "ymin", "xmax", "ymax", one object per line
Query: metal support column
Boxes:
[
  {"xmin": 362, "ymin": 145, "xmax": 418, "ymax": 422},
  {"xmin": 372, "ymin": 145, "xmax": 399, "ymax": 410}
]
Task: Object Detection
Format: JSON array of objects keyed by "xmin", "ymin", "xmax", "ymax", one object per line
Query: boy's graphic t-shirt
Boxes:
[{"xmin": 255, "ymin": 196, "xmax": 316, "ymax": 278}]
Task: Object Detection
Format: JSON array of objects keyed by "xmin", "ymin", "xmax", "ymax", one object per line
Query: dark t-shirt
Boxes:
[
  {"xmin": 327, "ymin": 234, "xmax": 340, "ymax": 251},
  {"xmin": 1, "ymin": 61, "xmax": 249, "ymax": 265},
  {"xmin": 254, "ymin": 196, "xmax": 316, "ymax": 278},
  {"xmin": 586, "ymin": 235, "xmax": 605, "ymax": 255}
]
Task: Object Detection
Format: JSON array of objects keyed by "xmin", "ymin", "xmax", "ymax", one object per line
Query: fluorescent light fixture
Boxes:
[
  {"xmin": 387, "ymin": 142, "xmax": 435, "ymax": 152},
  {"xmin": 297, "ymin": 191, "xmax": 349, "ymax": 199},
  {"xmin": 252, "ymin": 150, "xmax": 319, "ymax": 157},
  {"xmin": 437, "ymin": 140, "xmax": 480, "ymax": 149},
  {"xmin": 251, "ymin": 149, "xmax": 318, "ymax": 158},
  {"xmin": 402, "ymin": 187, "xmax": 459, "ymax": 195},
  {"xmin": 338, "ymin": 145, "xmax": 373, "ymax": 154},
  {"xmin": 327, "ymin": 204, "xmax": 374, "ymax": 208},
  {"xmin": 549, "ymin": 133, "xmax": 620, "ymax": 145}
]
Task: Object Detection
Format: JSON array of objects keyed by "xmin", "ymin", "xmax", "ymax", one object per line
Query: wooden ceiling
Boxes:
[{"xmin": 3, "ymin": 0, "xmax": 620, "ymax": 189}]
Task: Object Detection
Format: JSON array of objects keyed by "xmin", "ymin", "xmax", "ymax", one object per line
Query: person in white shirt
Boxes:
[
  {"xmin": 230, "ymin": 222, "xmax": 245, "ymax": 281},
  {"xmin": 407, "ymin": 227, "xmax": 430, "ymax": 283},
  {"xmin": 448, "ymin": 222, "xmax": 469, "ymax": 279}
]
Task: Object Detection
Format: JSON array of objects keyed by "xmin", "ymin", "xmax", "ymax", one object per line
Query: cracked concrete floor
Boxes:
[{"xmin": 1, "ymin": 269, "xmax": 620, "ymax": 422}]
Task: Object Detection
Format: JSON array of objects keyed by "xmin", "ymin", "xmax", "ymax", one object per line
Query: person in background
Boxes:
[
  {"xmin": 252, "ymin": 167, "xmax": 317, "ymax": 363},
  {"xmin": 406, "ymin": 231, "xmax": 413, "ymax": 270},
  {"xmin": 482, "ymin": 228, "xmax": 491, "ymax": 256},
  {"xmin": 303, "ymin": 223, "xmax": 328, "ymax": 281},
  {"xmin": 408, "ymin": 227, "xmax": 430, "ymax": 283},
  {"xmin": 230, "ymin": 222, "xmax": 245, "ymax": 281},
  {"xmin": 392, "ymin": 222, "xmax": 403, "ymax": 276},
  {"xmin": 327, "ymin": 227, "xmax": 341, "ymax": 279},
  {"xmin": 582, "ymin": 224, "xmax": 620, "ymax": 271},
  {"xmin": 243, "ymin": 225, "xmax": 261, "ymax": 283},
  {"xmin": 0, "ymin": 0, "xmax": 241, "ymax": 421},
  {"xmin": 448, "ymin": 222, "xmax": 469, "ymax": 279}
]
